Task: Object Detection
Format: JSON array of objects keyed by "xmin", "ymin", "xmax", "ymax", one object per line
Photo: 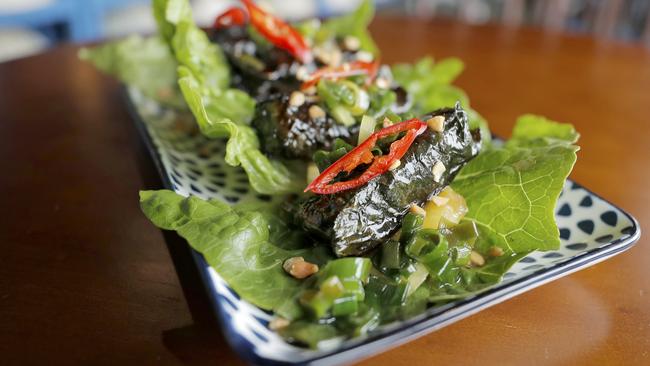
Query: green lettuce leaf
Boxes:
[
  {"xmin": 392, "ymin": 56, "xmax": 490, "ymax": 146},
  {"xmin": 153, "ymin": 0, "xmax": 303, "ymax": 195},
  {"xmin": 140, "ymin": 190, "xmax": 331, "ymax": 311},
  {"xmin": 392, "ymin": 57, "xmax": 466, "ymax": 110},
  {"xmin": 393, "ymin": 57, "xmax": 463, "ymax": 86},
  {"xmin": 78, "ymin": 35, "xmax": 183, "ymax": 106},
  {"xmin": 152, "ymin": 0, "xmax": 184, "ymax": 45},
  {"xmin": 177, "ymin": 66, "xmax": 255, "ymax": 131},
  {"xmin": 153, "ymin": 0, "xmax": 229, "ymax": 90},
  {"xmin": 178, "ymin": 68, "xmax": 303, "ymax": 194},
  {"xmin": 511, "ymin": 114, "xmax": 580, "ymax": 146},
  {"xmin": 392, "ymin": 57, "xmax": 469, "ymax": 115},
  {"xmin": 316, "ymin": 0, "xmax": 378, "ymax": 55},
  {"xmin": 452, "ymin": 115, "xmax": 580, "ymax": 253}
]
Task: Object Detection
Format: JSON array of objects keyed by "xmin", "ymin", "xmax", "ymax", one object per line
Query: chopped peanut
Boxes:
[
  {"xmin": 303, "ymin": 86, "xmax": 317, "ymax": 95},
  {"xmin": 375, "ymin": 77, "xmax": 390, "ymax": 89},
  {"xmin": 427, "ymin": 116, "xmax": 445, "ymax": 132},
  {"xmin": 295, "ymin": 66, "xmax": 309, "ymax": 81},
  {"xmin": 314, "ymin": 46, "xmax": 342, "ymax": 66},
  {"xmin": 308, "ymin": 105, "xmax": 326, "ymax": 119},
  {"xmin": 489, "ymin": 246, "xmax": 504, "ymax": 257},
  {"xmin": 343, "ymin": 35, "xmax": 361, "ymax": 51},
  {"xmin": 388, "ymin": 159, "xmax": 401, "ymax": 171},
  {"xmin": 470, "ymin": 251, "xmax": 485, "ymax": 267},
  {"xmin": 432, "ymin": 161, "xmax": 446, "ymax": 182},
  {"xmin": 409, "ymin": 203, "xmax": 426, "ymax": 217},
  {"xmin": 283, "ymin": 256, "xmax": 319, "ymax": 279},
  {"xmin": 289, "ymin": 91, "xmax": 305, "ymax": 107},
  {"xmin": 269, "ymin": 317, "xmax": 290, "ymax": 330}
]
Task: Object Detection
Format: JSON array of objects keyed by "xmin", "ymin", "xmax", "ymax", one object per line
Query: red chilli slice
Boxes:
[
  {"xmin": 241, "ymin": 0, "xmax": 313, "ymax": 64},
  {"xmin": 305, "ymin": 119, "xmax": 427, "ymax": 194},
  {"xmin": 213, "ymin": 7, "xmax": 248, "ymax": 29},
  {"xmin": 300, "ymin": 60, "xmax": 379, "ymax": 90}
]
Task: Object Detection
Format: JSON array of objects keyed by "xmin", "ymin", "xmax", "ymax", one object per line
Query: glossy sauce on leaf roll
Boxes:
[
  {"xmin": 253, "ymin": 94, "xmax": 359, "ymax": 160},
  {"xmin": 294, "ymin": 104, "xmax": 482, "ymax": 256}
]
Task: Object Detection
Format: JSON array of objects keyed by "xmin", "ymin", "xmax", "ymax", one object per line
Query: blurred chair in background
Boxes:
[
  {"xmin": 0, "ymin": 0, "xmax": 153, "ymax": 62},
  {"xmin": 397, "ymin": 0, "xmax": 650, "ymax": 46},
  {"xmin": 0, "ymin": 0, "xmax": 648, "ymax": 64}
]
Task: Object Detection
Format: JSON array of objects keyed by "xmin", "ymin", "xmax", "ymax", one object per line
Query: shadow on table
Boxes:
[
  {"xmin": 156, "ymin": 226, "xmax": 246, "ymax": 365},
  {"xmin": 127, "ymin": 99, "xmax": 246, "ymax": 365}
]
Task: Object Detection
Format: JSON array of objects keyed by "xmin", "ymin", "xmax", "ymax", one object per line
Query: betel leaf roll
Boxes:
[
  {"xmin": 210, "ymin": 26, "xmax": 302, "ymax": 100},
  {"xmin": 253, "ymin": 94, "xmax": 358, "ymax": 160},
  {"xmin": 294, "ymin": 104, "xmax": 481, "ymax": 256}
]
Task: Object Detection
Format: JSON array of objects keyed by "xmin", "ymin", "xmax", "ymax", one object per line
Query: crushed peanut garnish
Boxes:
[
  {"xmin": 308, "ymin": 105, "xmax": 326, "ymax": 119},
  {"xmin": 303, "ymin": 86, "xmax": 317, "ymax": 95},
  {"xmin": 295, "ymin": 66, "xmax": 310, "ymax": 81},
  {"xmin": 343, "ymin": 35, "xmax": 361, "ymax": 51},
  {"xmin": 409, "ymin": 203, "xmax": 426, "ymax": 217},
  {"xmin": 283, "ymin": 256, "xmax": 319, "ymax": 279},
  {"xmin": 388, "ymin": 159, "xmax": 401, "ymax": 171},
  {"xmin": 470, "ymin": 251, "xmax": 485, "ymax": 266},
  {"xmin": 315, "ymin": 46, "xmax": 342, "ymax": 66},
  {"xmin": 375, "ymin": 77, "xmax": 389, "ymax": 89},
  {"xmin": 289, "ymin": 91, "xmax": 305, "ymax": 107},
  {"xmin": 427, "ymin": 116, "xmax": 445, "ymax": 133},
  {"xmin": 269, "ymin": 317, "xmax": 290, "ymax": 330},
  {"xmin": 489, "ymin": 246, "xmax": 504, "ymax": 257},
  {"xmin": 432, "ymin": 161, "xmax": 446, "ymax": 182}
]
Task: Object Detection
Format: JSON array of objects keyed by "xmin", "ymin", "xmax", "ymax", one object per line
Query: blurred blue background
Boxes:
[{"xmin": 0, "ymin": 0, "xmax": 648, "ymax": 63}]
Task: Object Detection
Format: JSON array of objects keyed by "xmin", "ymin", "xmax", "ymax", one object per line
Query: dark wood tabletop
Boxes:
[{"xmin": 2, "ymin": 17, "xmax": 649, "ymax": 365}]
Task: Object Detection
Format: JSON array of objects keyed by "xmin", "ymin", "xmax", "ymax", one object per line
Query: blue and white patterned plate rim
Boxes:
[{"xmin": 125, "ymin": 89, "xmax": 641, "ymax": 366}]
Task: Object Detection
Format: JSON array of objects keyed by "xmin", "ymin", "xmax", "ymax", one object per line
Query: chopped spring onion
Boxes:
[
  {"xmin": 423, "ymin": 186, "xmax": 468, "ymax": 229},
  {"xmin": 405, "ymin": 262, "xmax": 429, "ymax": 297},
  {"xmin": 332, "ymin": 296, "xmax": 359, "ymax": 316},
  {"xmin": 350, "ymin": 89, "xmax": 370, "ymax": 116},
  {"xmin": 450, "ymin": 245, "xmax": 472, "ymax": 266},
  {"xmin": 317, "ymin": 79, "xmax": 370, "ymax": 125},
  {"xmin": 357, "ymin": 114, "xmax": 376, "ymax": 144},
  {"xmin": 380, "ymin": 240, "xmax": 401, "ymax": 270},
  {"xmin": 445, "ymin": 220, "xmax": 479, "ymax": 247},
  {"xmin": 405, "ymin": 229, "xmax": 452, "ymax": 276},
  {"xmin": 306, "ymin": 162, "xmax": 320, "ymax": 183},
  {"xmin": 278, "ymin": 321, "xmax": 339, "ymax": 349},
  {"xmin": 331, "ymin": 105, "xmax": 355, "ymax": 126},
  {"xmin": 341, "ymin": 278, "xmax": 365, "ymax": 301},
  {"xmin": 320, "ymin": 257, "xmax": 371, "ymax": 283},
  {"xmin": 400, "ymin": 212, "xmax": 424, "ymax": 244},
  {"xmin": 405, "ymin": 229, "xmax": 439, "ymax": 257},
  {"xmin": 299, "ymin": 290, "xmax": 332, "ymax": 318},
  {"xmin": 320, "ymin": 276, "xmax": 345, "ymax": 299}
]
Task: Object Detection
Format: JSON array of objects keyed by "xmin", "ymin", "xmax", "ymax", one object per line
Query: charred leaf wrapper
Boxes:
[
  {"xmin": 253, "ymin": 95, "xmax": 358, "ymax": 160},
  {"xmin": 211, "ymin": 25, "xmax": 301, "ymax": 100},
  {"xmin": 294, "ymin": 105, "xmax": 482, "ymax": 256}
]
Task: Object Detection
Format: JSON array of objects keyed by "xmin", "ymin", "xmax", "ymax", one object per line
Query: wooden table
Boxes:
[{"xmin": 2, "ymin": 18, "xmax": 649, "ymax": 365}]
